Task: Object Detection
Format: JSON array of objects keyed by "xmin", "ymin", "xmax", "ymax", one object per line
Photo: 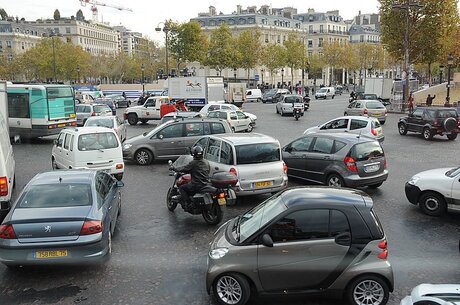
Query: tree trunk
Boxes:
[
  {"xmin": 247, "ymin": 68, "xmax": 250, "ymax": 87},
  {"xmin": 427, "ymin": 62, "xmax": 432, "ymax": 86}
]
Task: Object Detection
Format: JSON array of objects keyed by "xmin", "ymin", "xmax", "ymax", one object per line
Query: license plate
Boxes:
[
  {"xmin": 218, "ymin": 198, "xmax": 226, "ymax": 206},
  {"xmin": 254, "ymin": 181, "xmax": 273, "ymax": 188},
  {"xmin": 35, "ymin": 250, "xmax": 68, "ymax": 259},
  {"xmin": 69, "ymin": 113, "xmax": 76, "ymax": 118},
  {"xmin": 371, "ymin": 112, "xmax": 382, "ymax": 117},
  {"xmin": 364, "ymin": 165, "xmax": 380, "ymax": 173},
  {"xmin": 57, "ymin": 123, "xmax": 66, "ymax": 127}
]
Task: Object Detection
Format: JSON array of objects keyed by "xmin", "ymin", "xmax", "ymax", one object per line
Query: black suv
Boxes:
[{"xmin": 398, "ymin": 107, "xmax": 459, "ymax": 140}]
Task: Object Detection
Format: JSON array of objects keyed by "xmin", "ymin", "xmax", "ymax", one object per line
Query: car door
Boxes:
[
  {"xmin": 228, "ymin": 111, "xmax": 239, "ymax": 131},
  {"xmin": 282, "ymin": 136, "xmax": 314, "ymax": 180},
  {"xmin": 236, "ymin": 111, "xmax": 249, "ymax": 130},
  {"xmin": 61, "ymin": 133, "xmax": 73, "ymax": 168},
  {"xmin": 53, "ymin": 132, "xmax": 66, "ymax": 168},
  {"xmin": 142, "ymin": 98, "xmax": 157, "ymax": 119},
  {"xmin": 104, "ymin": 173, "xmax": 119, "ymax": 230},
  {"xmin": 346, "ymin": 102, "xmax": 356, "ymax": 116},
  {"xmin": 320, "ymin": 118, "xmax": 349, "ymax": 133},
  {"xmin": 153, "ymin": 123, "xmax": 185, "ymax": 158},
  {"xmin": 257, "ymin": 209, "xmax": 350, "ymax": 291},
  {"xmin": 407, "ymin": 108, "xmax": 424, "ymax": 132},
  {"xmin": 183, "ymin": 122, "xmax": 205, "ymax": 152},
  {"xmin": 303, "ymin": 136, "xmax": 335, "ymax": 183}
]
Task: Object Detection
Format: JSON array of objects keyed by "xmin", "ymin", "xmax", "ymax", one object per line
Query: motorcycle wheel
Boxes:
[
  {"xmin": 166, "ymin": 187, "xmax": 178, "ymax": 212},
  {"xmin": 202, "ymin": 204, "xmax": 223, "ymax": 225}
]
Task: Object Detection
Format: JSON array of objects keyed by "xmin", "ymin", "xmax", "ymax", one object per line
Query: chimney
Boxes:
[
  {"xmin": 237, "ymin": 5, "xmax": 242, "ymax": 14},
  {"xmin": 308, "ymin": 8, "xmax": 315, "ymax": 13}
]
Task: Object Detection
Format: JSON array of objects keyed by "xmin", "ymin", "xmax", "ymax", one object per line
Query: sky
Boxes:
[{"xmin": 1, "ymin": 0, "xmax": 381, "ymax": 43}]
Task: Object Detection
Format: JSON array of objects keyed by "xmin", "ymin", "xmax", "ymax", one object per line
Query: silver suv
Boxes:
[
  {"xmin": 282, "ymin": 132, "xmax": 388, "ymax": 188},
  {"xmin": 207, "ymin": 187, "xmax": 393, "ymax": 305}
]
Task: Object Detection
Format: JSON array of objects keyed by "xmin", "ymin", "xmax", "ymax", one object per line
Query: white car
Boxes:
[
  {"xmin": 199, "ymin": 103, "xmax": 257, "ymax": 125},
  {"xmin": 405, "ymin": 166, "xmax": 460, "ymax": 216},
  {"xmin": 303, "ymin": 116, "xmax": 384, "ymax": 142},
  {"xmin": 124, "ymin": 96, "xmax": 170, "ymax": 125},
  {"xmin": 84, "ymin": 115, "xmax": 127, "ymax": 143},
  {"xmin": 400, "ymin": 284, "xmax": 460, "ymax": 305},
  {"xmin": 315, "ymin": 87, "xmax": 335, "ymax": 99},
  {"xmin": 207, "ymin": 110, "xmax": 253, "ymax": 132},
  {"xmin": 0, "ymin": 110, "xmax": 15, "ymax": 211},
  {"xmin": 275, "ymin": 94, "xmax": 305, "ymax": 116}
]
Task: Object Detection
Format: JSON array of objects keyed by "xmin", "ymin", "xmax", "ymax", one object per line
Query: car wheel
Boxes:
[
  {"xmin": 332, "ymin": 95, "xmax": 335, "ymax": 99},
  {"xmin": 134, "ymin": 149, "xmax": 153, "ymax": 165},
  {"xmin": 423, "ymin": 127, "xmax": 433, "ymax": 140},
  {"xmin": 398, "ymin": 123, "xmax": 408, "ymax": 135},
  {"xmin": 51, "ymin": 157, "xmax": 58, "ymax": 170},
  {"xmin": 257, "ymin": 98, "xmax": 262, "ymax": 103},
  {"xmin": 327, "ymin": 174, "xmax": 345, "ymax": 187},
  {"xmin": 419, "ymin": 192, "xmax": 446, "ymax": 216},
  {"xmin": 347, "ymin": 275, "xmax": 389, "ymax": 305},
  {"xmin": 213, "ymin": 273, "xmax": 250, "ymax": 305},
  {"xmin": 246, "ymin": 124, "xmax": 253, "ymax": 132},
  {"xmin": 380, "ymin": 120, "xmax": 385, "ymax": 125},
  {"xmin": 114, "ymin": 173, "xmax": 123, "ymax": 181},
  {"xmin": 447, "ymin": 133, "xmax": 458, "ymax": 140},
  {"xmin": 127, "ymin": 113, "xmax": 138, "ymax": 125},
  {"xmin": 368, "ymin": 182, "xmax": 383, "ymax": 189},
  {"xmin": 140, "ymin": 119, "xmax": 148, "ymax": 124}
]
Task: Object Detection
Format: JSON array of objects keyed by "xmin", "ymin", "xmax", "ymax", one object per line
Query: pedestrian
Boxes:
[
  {"xmin": 425, "ymin": 94, "xmax": 435, "ymax": 106},
  {"xmin": 122, "ymin": 92, "xmax": 126, "ymax": 99},
  {"xmin": 408, "ymin": 93, "xmax": 414, "ymax": 113},
  {"xmin": 311, "ymin": 87, "xmax": 314, "ymax": 95}
]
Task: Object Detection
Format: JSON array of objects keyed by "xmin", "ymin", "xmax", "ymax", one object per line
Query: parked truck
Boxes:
[
  {"xmin": 226, "ymin": 83, "xmax": 247, "ymax": 107},
  {"xmin": 166, "ymin": 76, "xmax": 225, "ymax": 110},
  {"xmin": 364, "ymin": 78, "xmax": 393, "ymax": 103}
]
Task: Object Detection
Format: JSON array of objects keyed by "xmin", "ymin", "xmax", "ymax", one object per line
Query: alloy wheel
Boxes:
[
  {"xmin": 424, "ymin": 197, "xmax": 440, "ymax": 212},
  {"xmin": 136, "ymin": 150, "xmax": 150, "ymax": 165},
  {"xmin": 216, "ymin": 276, "xmax": 242, "ymax": 305},
  {"xmin": 328, "ymin": 175, "xmax": 343, "ymax": 187},
  {"xmin": 353, "ymin": 280, "xmax": 384, "ymax": 305}
]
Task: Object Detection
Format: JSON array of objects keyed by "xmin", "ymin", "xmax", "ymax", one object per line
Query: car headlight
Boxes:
[
  {"xmin": 209, "ymin": 248, "xmax": 228, "ymax": 260},
  {"xmin": 123, "ymin": 143, "xmax": 132, "ymax": 150},
  {"xmin": 407, "ymin": 176, "xmax": 420, "ymax": 186}
]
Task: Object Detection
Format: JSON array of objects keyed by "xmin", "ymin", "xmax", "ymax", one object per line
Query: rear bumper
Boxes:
[
  {"xmin": 405, "ymin": 183, "xmax": 421, "ymax": 205},
  {"xmin": 235, "ymin": 176, "xmax": 288, "ymax": 196},
  {"xmin": 343, "ymin": 170, "xmax": 388, "ymax": 188},
  {"xmin": 73, "ymin": 163, "xmax": 124, "ymax": 175}
]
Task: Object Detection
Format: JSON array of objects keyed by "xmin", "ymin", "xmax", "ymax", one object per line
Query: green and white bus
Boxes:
[{"xmin": 7, "ymin": 84, "xmax": 77, "ymax": 138}]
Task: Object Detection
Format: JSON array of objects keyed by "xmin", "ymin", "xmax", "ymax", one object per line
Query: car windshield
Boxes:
[
  {"xmin": 318, "ymin": 88, "xmax": 328, "ymax": 93},
  {"xmin": 236, "ymin": 143, "xmax": 280, "ymax": 164},
  {"xmin": 366, "ymin": 101, "xmax": 385, "ymax": 109},
  {"xmin": 363, "ymin": 94, "xmax": 378, "ymax": 100},
  {"xmin": 95, "ymin": 98, "xmax": 112, "ymax": 105},
  {"xmin": 263, "ymin": 89, "xmax": 277, "ymax": 97},
  {"xmin": 350, "ymin": 141, "xmax": 384, "ymax": 161},
  {"xmin": 85, "ymin": 118, "xmax": 114, "ymax": 128},
  {"xmin": 17, "ymin": 184, "xmax": 92, "ymax": 208},
  {"xmin": 446, "ymin": 167, "xmax": 460, "ymax": 177},
  {"xmin": 234, "ymin": 194, "xmax": 287, "ymax": 243},
  {"xmin": 78, "ymin": 132, "xmax": 119, "ymax": 151},
  {"xmin": 93, "ymin": 105, "xmax": 110, "ymax": 113}
]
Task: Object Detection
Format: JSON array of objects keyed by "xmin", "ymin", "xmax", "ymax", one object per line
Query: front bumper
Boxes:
[
  {"xmin": 123, "ymin": 148, "xmax": 135, "ymax": 160},
  {"xmin": 405, "ymin": 182, "xmax": 421, "ymax": 205},
  {"xmin": 343, "ymin": 170, "xmax": 388, "ymax": 188}
]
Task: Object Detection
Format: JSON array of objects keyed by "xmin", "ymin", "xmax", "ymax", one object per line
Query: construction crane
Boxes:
[{"xmin": 80, "ymin": 0, "xmax": 133, "ymax": 23}]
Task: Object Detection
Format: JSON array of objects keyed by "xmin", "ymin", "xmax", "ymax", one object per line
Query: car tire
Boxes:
[
  {"xmin": 246, "ymin": 124, "xmax": 253, "ymax": 132},
  {"xmin": 423, "ymin": 127, "xmax": 433, "ymax": 141},
  {"xmin": 346, "ymin": 275, "xmax": 390, "ymax": 305},
  {"xmin": 368, "ymin": 182, "xmax": 383, "ymax": 189},
  {"xmin": 380, "ymin": 120, "xmax": 385, "ymax": 125},
  {"xmin": 398, "ymin": 123, "xmax": 408, "ymax": 135},
  {"xmin": 326, "ymin": 174, "xmax": 345, "ymax": 187},
  {"xmin": 127, "ymin": 113, "xmax": 138, "ymax": 125},
  {"xmin": 213, "ymin": 273, "xmax": 251, "ymax": 305},
  {"xmin": 257, "ymin": 98, "xmax": 262, "ymax": 102},
  {"xmin": 134, "ymin": 149, "xmax": 153, "ymax": 165},
  {"xmin": 140, "ymin": 119, "xmax": 148, "ymax": 124},
  {"xmin": 51, "ymin": 157, "xmax": 58, "ymax": 170},
  {"xmin": 332, "ymin": 95, "xmax": 335, "ymax": 99},
  {"xmin": 447, "ymin": 133, "xmax": 458, "ymax": 140},
  {"xmin": 114, "ymin": 173, "xmax": 123, "ymax": 181},
  {"xmin": 419, "ymin": 192, "xmax": 446, "ymax": 216}
]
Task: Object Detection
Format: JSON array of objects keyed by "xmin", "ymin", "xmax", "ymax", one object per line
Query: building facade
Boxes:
[{"xmin": 114, "ymin": 25, "xmax": 153, "ymax": 58}]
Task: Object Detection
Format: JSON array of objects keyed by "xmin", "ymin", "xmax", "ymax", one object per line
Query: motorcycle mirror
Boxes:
[{"xmin": 168, "ymin": 160, "xmax": 173, "ymax": 166}]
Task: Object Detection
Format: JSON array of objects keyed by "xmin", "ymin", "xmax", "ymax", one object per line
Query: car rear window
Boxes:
[
  {"xmin": 366, "ymin": 101, "xmax": 385, "ymax": 109},
  {"xmin": 284, "ymin": 96, "xmax": 302, "ymax": 103},
  {"xmin": 93, "ymin": 105, "xmax": 110, "ymax": 113},
  {"xmin": 86, "ymin": 118, "xmax": 114, "ymax": 128},
  {"xmin": 17, "ymin": 184, "xmax": 92, "ymax": 208},
  {"xmin": 209, "ymin": 112, "xmax": 227, "ymax": 119},
  {"xmin": 78, "ymin": 132, "xmax": 119, "ymax": 151},
  {"xmin": 236, "ymin": 143, "xmax": 280, "ymax": 165},
  {"xmin": 350, "ymin": 141, "xmax": 384, "ymax": 161},
  {"xmin": 435, "ymin": 109, "xmax": 458, "ymax": 118}
]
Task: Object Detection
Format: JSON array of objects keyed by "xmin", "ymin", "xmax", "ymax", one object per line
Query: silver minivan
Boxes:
[{"xmin": 189, "ymin": 133, "xmax": 288, "ymax": 196}]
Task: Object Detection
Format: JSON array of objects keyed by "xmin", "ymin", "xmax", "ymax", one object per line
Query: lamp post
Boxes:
[
  {"xmin": 141, "ymin": 64, "xmax": 145, "ymax": 94},
  {"xmin": 447, "ymin": 54, "xmax": 454, "ymax": 100},
  {"xmin": 261, "ymin": 68, "xmax": 264, "ymax": 86},
  {"xmin": 76, "ymin": 66, "xmax": 80, "ymax": 84},
  {"xmin": 233, "ymin": 68, "xmax": 237, "ymax": 82},
  {"xmin": 439, "ymin": 65, "xmax": 444, "ymax": 84},
  {"xmin": 49, "ymin": 30, "xmax": 58, "ymax": 84},
  {"xmin": 155, "ymin": 22, "xmax": 170, "ymax": 78},
  {"xmin": 281, "ymin": 68, "xmax": 284, "ymax": 88}
]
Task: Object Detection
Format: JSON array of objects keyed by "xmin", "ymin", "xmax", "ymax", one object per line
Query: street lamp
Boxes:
[
  {"xmin": 233, "ymin": 68, "xmax": 237, "ymax": 82},
  {"xmin": 261, "ymin": 68, "xmax": 265, "ymax": 86},
  {"xmin": 281, "ymin": 68, "xmax": 284, "ymax": 87},
  {"xmin": 76, "ymin": 66, "xmax": 80, "ymax": 84},
  {"xmin": 141, "ymin": 63, "xmax": 145, "ymax": 94},
  {"xmin": 447, "ymin": 54, "xmax": 454, "ymax": 100},
  {"xmin": 155, "ymin": 22, "xmax": 170, "ymax": 78},
  {"xmin": 439, "ymin": 65, "xmax": 444, "ymax": 84}
]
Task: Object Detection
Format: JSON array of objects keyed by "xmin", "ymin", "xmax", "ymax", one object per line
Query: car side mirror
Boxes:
[
  {"xmin": 261, "ymin": 234, "xmax": 274, "ymax": 247},
  {"xmin": 285, "ymin": 146, "xmax": 292, "ymax": 153},
  {"xmin": 334, "ymin": 232, "xmax": 351, "ymax": 246},
  {"xmin": 116, "ymin": 181, "xmax": 124, "ymax": 188}
]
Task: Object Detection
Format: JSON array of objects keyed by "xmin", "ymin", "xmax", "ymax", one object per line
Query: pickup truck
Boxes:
[{"xmin": 124, "ymin": 96, "xmax": 170, "ymax": 125}]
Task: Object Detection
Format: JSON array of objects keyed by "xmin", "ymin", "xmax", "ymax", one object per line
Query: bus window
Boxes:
[
  {"xmin": 7, "ymin": 93, "xmax": 30, "ymax": 118},
  {"xmin": 47, "ymin": 87, "xmax": 73, "ymax": 99}
]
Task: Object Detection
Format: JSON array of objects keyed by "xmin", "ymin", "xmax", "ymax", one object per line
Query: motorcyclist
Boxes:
[{"xmin": 172, "ymin": 146, "xmax": 210, "ymax": 209}]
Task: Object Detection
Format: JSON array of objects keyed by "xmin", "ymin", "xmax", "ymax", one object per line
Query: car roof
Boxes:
[
  {"xmin": 330, "ymin": 116, "xmax": 377, "ymax": 122},
  {"xmin": 63, "ymin": 126, "xmax": 117, "ymax": 134},
  {"xmin": 304, "ymin": 132, "xmax": 376, "ymax": 143},
  {"xmin": 280, "ymin": 186, "xmax": 368, "ymax": 208},
  {"xmin": 30, "ymin": 170, "xmax": 96, "ymax": 186},
  {"xmin": 210, "ymin": 133, "xmax": 278, "ymax": 145},
  {"xmin": 412, "ymin": 284, "xmax": 460, "ymax": 298},
  {"xmin": 85, "ymin": 115, "xmax": 116, "ymax": 121}
]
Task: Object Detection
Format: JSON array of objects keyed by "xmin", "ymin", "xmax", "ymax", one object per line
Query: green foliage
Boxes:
[
  {"xmin": 283, "ymin": 33, "xmax": 305, "ymax": 85},
  {"xmin": 53, "ymin": 9, "xmax": 60, "ymax": 21},
  {"xmin": 237, "ymin": 30, "xmax": 262, "ymax": 81},
  {"xmin": 204, "ymin": 24, "xmax": 235, "ymax": 75},
  {"xmin": 169, "ymin": 21, "xmax": 208, "ymax": 69},
  {"xmin": 260, "ymin": 43, "xmax": 286, "ymax": 82}
]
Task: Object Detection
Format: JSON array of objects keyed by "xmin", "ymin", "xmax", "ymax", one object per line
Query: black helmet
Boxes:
[{"xmin": 192, "ymin": 145, "xmax": 204, "ymax": 159}]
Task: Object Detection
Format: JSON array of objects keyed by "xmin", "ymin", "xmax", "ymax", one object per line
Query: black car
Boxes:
[
  {"xmin": 398, "ymin": 107, "xmax": 459, "ymax": 140},
  {"xmin": 106, "ymin": 95, "xmax": 130, "ymax": 108}
]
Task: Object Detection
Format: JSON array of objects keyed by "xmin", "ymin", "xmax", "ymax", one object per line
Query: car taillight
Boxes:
[
  {"xmin": 283, "ymin": 162, "xmax": 288, "ymax": 174},
  {"xmin": 384, "ymin": 108, "xmax": 388, "ymax": 115},
  {"xmin": 229, "ymin": 168, "xmax": 237, "ymax": 176},
  {"xmin": 363, "ymin": 109, "xmax": 368, "ymax": 115},
  {"xmin": 378, "ymin": 239, "xmax": 388, "ymax": 260},
  {"xmin": 371, "ymin": 128, "xmax": 377, "ymax": 136},
  {"xmin": 432, "ymin": 120, "xmax": 440, "ymax": 127},
  {"xmin": 91, "ymin": 112, "xmax": 96, "ymax": 116},
  {"xmin": 0, "ymin": 176, "xmax": 8, "ymax": 197},
  {"xmin": 343, "ymin": 156, "xmax": 357, "ymax": 172},
  {"xmin": 0, "ymin": 224, "xmax": 16, "ymax": 239},
  {"xmin": 80, "ymin": 220, "xmax": 103, "ymax": 235},
  {"xmin": 116, "ymin": 163, "xmax": 123, "ymax": 169},
  {"xmin": 218, "ymin": 192, "xmax": 225, "ymax": 199}
]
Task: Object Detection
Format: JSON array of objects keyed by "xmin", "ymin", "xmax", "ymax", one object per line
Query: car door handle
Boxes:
[
  {"xmin": 281, "ymin": 250, "xmax": 289, "ymax": 253},
  {"xmin": 215, "ymin": 167, "xmax": 219, "ymax": 170},
  {"xmin": 323, "ymin": 156, "xmax": 331, "ymax": 160}
]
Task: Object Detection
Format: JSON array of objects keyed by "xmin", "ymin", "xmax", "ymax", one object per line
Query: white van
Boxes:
[
  {"xmin": 315, "ymin": 87, "xmax": 335, "ymax": 99},
  {"xmin": 51, "ymin": 127, "xmax": 124, "ymax": 180},
  {"xmin": 0, "ymin": 111, "xmax": 15, "ymax": 211},
  {"xmin": 245, "ymin": 89, "xmax": 262, "ymax": 102}
]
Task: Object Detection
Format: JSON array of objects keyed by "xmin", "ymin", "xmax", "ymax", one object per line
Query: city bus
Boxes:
[{"xmin": 6, "ymin": 84, "xmax": 77, "ymax": 138}]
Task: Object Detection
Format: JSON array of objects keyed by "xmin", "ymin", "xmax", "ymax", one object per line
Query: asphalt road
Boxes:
[{"xmin": 0, "ymin": 95, "xmax": 459, "ymax": 305}]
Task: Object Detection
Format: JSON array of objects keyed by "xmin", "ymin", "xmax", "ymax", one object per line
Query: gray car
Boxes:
[
  {"xmin": 345, "ymin": 100, "xmax": 388, "ymax": 124},
  {"xmin": 283, "ymin": 132, "xmax": 388, "ymax": 188},
  {"xmin": 207, "ymin": 187, "xmax": 394, "ymax": 305},
  {"xmin": 75, "ymin": 103, "xmax": 112, "ymax": 126},
  {"xmin": 0, "ymin": 170, "xmax": 123, "ymax": 267},
  {"xmin": 122, "ymin": 118, "xmax": 232, "ymax": 165}
]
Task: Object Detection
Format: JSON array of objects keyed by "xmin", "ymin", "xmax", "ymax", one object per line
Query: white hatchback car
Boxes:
[
  {"xmin": 207, "ymin": 110, "xmax": 253, "ymax": 132},
  {"xmin": 51, "ymin": 127, "xmax": 124, "ymax": 180},
  {"xmin": 84, "ymin": 115, "xmax": 127, "ymax": 143},
  {"xmin": 400, "ymin": 284, "xmax": 460, "ymax": 305},
  {"xmin": 199, "ymin": 103, "xmax": 257, "ymax": 125},
  {"xmin": 303, "ymin": 116, "xmax": 384, "ymax": 142}
]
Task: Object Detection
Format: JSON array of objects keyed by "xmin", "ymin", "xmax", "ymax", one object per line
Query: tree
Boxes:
[
  {"xmin": 283, "ymin": 33, "xmax": 305, "ymax": 86},
  {"xmin": 237, "ymin": 30, "xmax": 262, "ymax": 84},
  {"xmin": 260, "ymin": 44, "xmax": 286, "ymax": 84},
  {"xmin": 169, "ymin": 21, "xmax": 208, "ymax": 71},
  {"xmin": 203, "ymin": 24, "xmax": 235, "ymax": 75},
  {"xmin": 76, "ymin": 9, "xmax": 85, "ymax": 21},
  {"xmin": 53, "ymin": 9, "xmax": 61, "ymax": 21},
  {"xmin": 0, "ymin": 8, "xmax": 8, "ymax": 20}
]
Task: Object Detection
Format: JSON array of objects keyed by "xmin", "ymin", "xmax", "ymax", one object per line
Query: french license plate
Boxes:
[
  {"xmin": 371, "ymin": 112, "xmax": 382, "ymax": 117},
  {"xmin": 57, "ymin": 123, "xmax": 66, "ymax": 127},
  {"xmin": 218, "ymin": 198, "xmax": 226, "ymax": 206},
  {"xmin": 364, "ymin": 165, "xmax": 380, "ymax": 173},
  {"xmin": 69, "ymin": 113, "xmax": 76, "ymax": 118},
  {"xmin": 35, "ymin": 250, "xmax": 68, "ymax": 259},
  {"xmin": 254, "ymin": 181, "xmax": 273, "ymax": 188}
]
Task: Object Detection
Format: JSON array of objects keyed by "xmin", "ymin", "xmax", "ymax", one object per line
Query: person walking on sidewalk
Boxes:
[{"xmin": 408, "ymin": 93, "xmax": 414, "ymax": 113}]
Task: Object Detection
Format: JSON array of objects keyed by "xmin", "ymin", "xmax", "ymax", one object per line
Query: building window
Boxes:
[
  {"xmin": 320, "ymin": 25, "xmax": 324, "ymax": 33},
  {"xmin": 239, "ymin": 18, "xmax": 246, "ymax": 25},
  {"xmin": 360, "ymin": 35, "xmax": 364, "ymax": 42},
  {"xmin": 318, "ymin": 38, "xmax": 323, "ymax": 47},
  {"xmin": 6, "ymin": 41, "xmax": 12, "ymax": 48},
  {"xmin": 309, "ymin": 25, "xmax": 313, "ymax": 33},
  {"xmin": 308, "ymin": 39, "xmax": 313, "ymax": 48},
  {"xmin": 66, "ymin": 27, "xmax": 71, "ymax": 34},
  {"xmin": 308, "ymin": 51, "xmax": 313, "ymax": 57}
]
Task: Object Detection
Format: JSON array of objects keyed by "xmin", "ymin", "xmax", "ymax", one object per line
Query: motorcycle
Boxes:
[
  {"xmin": 166, "ymin": 160, "xmax": 238, "ymax": 225},
  {"xmin": 293, "ymin": 105, "xmax": 303, "ymax": 121}
]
